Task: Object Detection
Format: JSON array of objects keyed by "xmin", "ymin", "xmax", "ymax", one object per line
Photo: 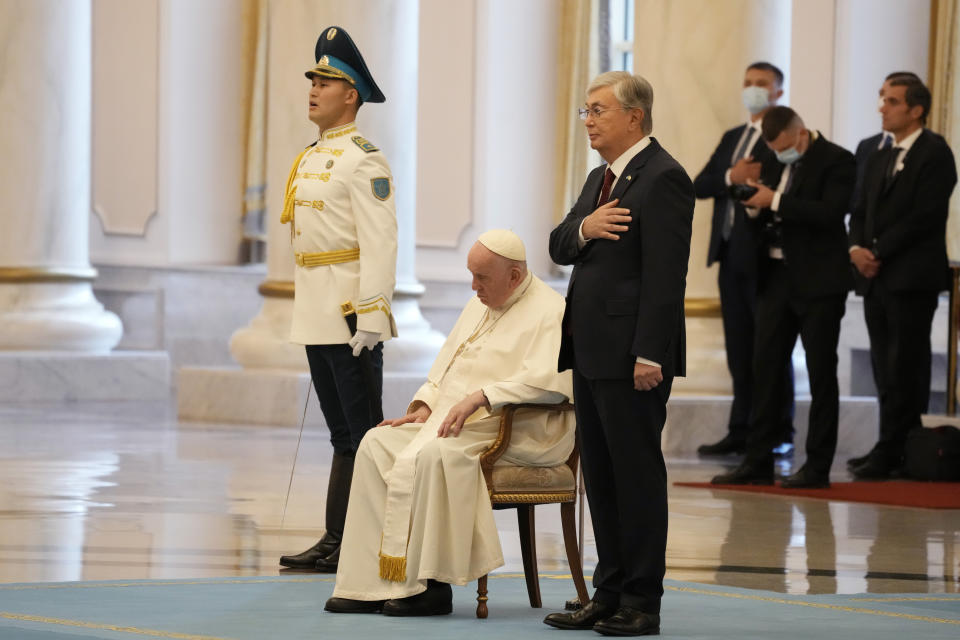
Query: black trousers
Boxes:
[
  {"xmin": 863, "ymin": 283, "xmax": 938, "ymax": 464},
  {"xmin": 304, "ymin": 343, "xmax": 383, "ymax": 457},
  {"xmin": 718, "ymin": 244, "xmax": 795, "ymax": 442},
  {"xmin": 573, "ymin": 369, "xmax": 673, "ymax": 614},
  {"xmin": 745, "ymin": 261, "xmax": 846, "ymax": 474}
]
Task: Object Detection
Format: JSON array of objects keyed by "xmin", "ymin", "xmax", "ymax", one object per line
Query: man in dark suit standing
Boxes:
[
  {"xmin": 543, "ymin": 71, "xmax": 693, "ymax": 636},
  {"xmin": 846, "ymin": 70, "xmax": 919, "ymax": 473},
  {"xmin": 849, "ymin": 72, "xmax": 920, "ymax": 215},
  {"xmin": 693, "ymin": 62, "xmax": 795, "ymax": 457},
  {"xmin": 848, "ymin": 77, "xmax": 957, "ymax": 479},
  {"xmin": 711, "ymin": 107, "xmax": 855, "ymax": 488}
]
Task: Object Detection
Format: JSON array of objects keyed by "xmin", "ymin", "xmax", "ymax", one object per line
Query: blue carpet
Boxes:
[{"xmin": 0, "ymin": 574, "xmax": 957, "ymax": 639}]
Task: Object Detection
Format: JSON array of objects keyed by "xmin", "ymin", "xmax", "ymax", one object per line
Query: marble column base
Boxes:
[
  {"xmin": 0, "ymin": 283, "xmax": 122, "ymax": 351},
  {"xmin": 663, "ymin": 394, "xmax": 880, "ymax": 463},
  {"xmin": 0, "ymin": 351, "xmax": 169, "ymax": 402},
  {"xmin": 382, "ymin": 290, "xmax": 446, "ymax": 373},
  {"xmin": 177, "ymin": 366, "xmax": 424, "ymax": 426},
  {"xmin": 229, "ymin": 292, "xmax": 445, "ymax": 374}
]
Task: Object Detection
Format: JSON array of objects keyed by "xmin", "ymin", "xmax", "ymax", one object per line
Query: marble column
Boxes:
[
  {"xmin": 230, "ymin": 0, "xmax": 443, "ymax": 374},
  {"xmin": 632, "ymin": 0, "xmax": 792, "ymax": 393},
  {"xmin": 0, "ymin": 0, "xmax": 121, "ymax": 351}
]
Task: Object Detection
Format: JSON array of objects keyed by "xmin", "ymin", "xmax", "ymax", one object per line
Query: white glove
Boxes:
[{"xmin": 348, "ymin": 330, "xmax": 380, "ymax": 357}]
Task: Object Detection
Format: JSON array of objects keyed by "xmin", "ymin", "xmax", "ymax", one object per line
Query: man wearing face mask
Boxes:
[
  {"xmin": 711, "ymin": 106, "xmax": 855, "ymax": 488},
  {"xmin": 693, "ymin": 62, "xmax": 795, "ymax": 458}
]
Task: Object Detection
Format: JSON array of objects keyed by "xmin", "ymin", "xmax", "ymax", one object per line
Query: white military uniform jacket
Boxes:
[{"xmin": 283, "ymin": 121, "xmax": 398, "ymax": 345}]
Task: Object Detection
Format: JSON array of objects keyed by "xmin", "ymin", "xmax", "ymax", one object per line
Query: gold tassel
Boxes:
[
  {"xmin": 281, "ymin": 185, "xmax": 296, "ymax": 224},
  {"xmin": 378, "ymin": 552, "xmax": 407, "ymax": 582}
]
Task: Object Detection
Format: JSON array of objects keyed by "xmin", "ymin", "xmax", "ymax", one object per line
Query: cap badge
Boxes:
[
  {"xmin": 326, "ymin": 28, "xmax": 337, "ymax": 40},
  {"xmin": 326, "ymin": 160, "xmax": 334, "ymax": 169},
  {"xmin": 319, "ymin": 55, "xmax": 329, "ymax": 65}
]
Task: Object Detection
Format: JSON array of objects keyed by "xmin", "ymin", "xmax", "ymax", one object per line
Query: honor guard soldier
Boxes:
[{"xmin": 279, "ymin": 26, "xmax": 398, "ymax": 573}]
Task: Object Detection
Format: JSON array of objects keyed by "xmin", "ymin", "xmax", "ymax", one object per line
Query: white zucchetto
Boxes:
[{"xmin": 477, "ymin": 229, "xmax": 526, "ymax": 261}]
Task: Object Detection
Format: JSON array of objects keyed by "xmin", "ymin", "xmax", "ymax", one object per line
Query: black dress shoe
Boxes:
[
  {"xmin": 846, "ymin": 453, "xmax": 869, "ymax": 470},
  {"xmin": 324, "ymin": 597, "xmax": 386, "ymax": 614},
  {"xmin": 593, "ymin": 607, "xmax": 660, "ymax": 636},
  {"xmin": 697, "ymin": 434, "xmax": 746, "ymax": 456},
  {"xmin": 543, "ymin": 599, "xmax": 617, "ymax": 630},
  {"xmin": 851, "ymin": 455, "xmax": 895, "ymax": 480},
  {"xmin": 710, "ymin": 461, "xmax": 773, "ymax": 485},
  {"xmin": 780, "ymin": 466, "xmax": 830, "ymax": 489},
  {"xmin": 279, "ymin": 533, "xmax": 339, "ymax": 569},
  {"xmin": 314, "ymin": 544, "xmax": 339, "ymax": 572},
  {"xmin": 382, "ymin": 580, "xmax": 452, "ymax": 617}
]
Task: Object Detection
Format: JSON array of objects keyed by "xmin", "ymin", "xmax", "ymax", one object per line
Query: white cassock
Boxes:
[{"xmin": 332, "ymin": 272, "xmax": 575, "ymax": 600}]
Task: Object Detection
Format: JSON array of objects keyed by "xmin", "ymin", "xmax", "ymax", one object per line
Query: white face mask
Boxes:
[{"xmin": 742, "ymin": 86, "xmax": 771, "ymax": 115}]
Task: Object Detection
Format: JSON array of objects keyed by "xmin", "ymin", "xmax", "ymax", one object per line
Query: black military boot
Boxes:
[{"xmin": 315, "ymin": 452, "xmax": 355, "ymax": 572}]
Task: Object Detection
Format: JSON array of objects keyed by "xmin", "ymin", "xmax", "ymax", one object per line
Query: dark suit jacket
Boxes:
[
  {"xmin": 752, "ymin": 133, "xmax": 856, "ymax": 298},
  {"xmin": 851, "ymin": 133, "xmax": 883, "ymax": 212},
  {"xmin": 849, "ymin": 129, "xmax": 958, "ymax": 294},
  {"xmin": 693, "ymin": 123, "xmax": 782, "ymax": 271},
  {"xmin": 550, "ymin": 138, "xmax": 694, "ymax": 380}
]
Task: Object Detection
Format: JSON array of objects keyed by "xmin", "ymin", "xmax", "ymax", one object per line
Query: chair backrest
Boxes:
[{"xmin": 479, "ymin": 402, "xmax": 578, "ymax": 502}]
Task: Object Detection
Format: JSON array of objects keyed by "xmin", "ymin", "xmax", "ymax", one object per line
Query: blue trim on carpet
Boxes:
[{"xmin": 0, "ymin": 574, "xmax": 957, "ymax": 639}]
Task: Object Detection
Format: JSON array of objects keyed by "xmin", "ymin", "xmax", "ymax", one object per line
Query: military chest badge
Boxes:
[
  {"xmin": 326, "ymin": 159, "xmax": 334, "ymax": 169},
  {"xmin": 371, "ymin": 177, "xmax": 391, "ymax": 201}
]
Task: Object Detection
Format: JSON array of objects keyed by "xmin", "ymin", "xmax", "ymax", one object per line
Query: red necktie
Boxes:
[{"xmin": 598, "ymin": 167, "xmax": 615, "ymax": 205}]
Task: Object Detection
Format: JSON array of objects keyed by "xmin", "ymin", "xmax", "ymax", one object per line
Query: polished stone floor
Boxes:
[{"xmin": 0, "ymin": 401, "xmax": 957, "ymax": 598}]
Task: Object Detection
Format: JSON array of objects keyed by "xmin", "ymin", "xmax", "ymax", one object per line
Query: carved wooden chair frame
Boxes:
[{"xmin": 475, "ymin": 401, "xmax": 589, "ymax": 618}]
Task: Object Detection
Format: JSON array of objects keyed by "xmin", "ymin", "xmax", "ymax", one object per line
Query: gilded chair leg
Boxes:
[
  {"xmin": 561, "ymin": 501, "xmax": 589, "ymax": 605},
  {"xmin": 517, "ymin": 504, "xmax": 542, "ymax": 607},
  {"xmin": 477, "ymin": 574, "xmax": 489, "ymax": 618}
]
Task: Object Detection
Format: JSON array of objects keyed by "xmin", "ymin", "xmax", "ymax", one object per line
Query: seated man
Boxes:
[{"xmin": 324, "ymin": 229, "xmax": 574, "ymax": 616}]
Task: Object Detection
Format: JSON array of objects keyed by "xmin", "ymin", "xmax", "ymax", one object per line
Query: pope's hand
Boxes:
[
  {"xmin": 634, "ymin": 362, "xmax": 663, "ymax": 392},
  {"xmin": 348, "ymin": 330, "xmax": 380, "ymax": 357},
  {"xmin": 378, "ymin": 402, "xmax": 431, "ymax": 427},
  {"xmin": 437, "ymin": 390, "xmax": 489, "ymax": 438},
  {"xmin": 581, "ymin": 199, "xmax": 632, "ymax": 241}
]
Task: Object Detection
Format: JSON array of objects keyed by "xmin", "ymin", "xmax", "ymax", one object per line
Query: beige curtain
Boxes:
[
  {"xmin": 928, "ymin": 0, "xmax": 960, "ymax": 259},
  {"xmin": 241, "ymin": 0, "xmax": 269, "ymax": 262},
  {"xmin": 553, "ymin": 0, "xmax": 598, "ymax": 223}
]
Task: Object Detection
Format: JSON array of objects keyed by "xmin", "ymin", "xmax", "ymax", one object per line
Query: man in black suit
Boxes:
[
  {"xmin": 846, "ymin": 70, "xmax": 919, "ymax": 473},
  {"xmin": 849, "ymin": 72, "xmax": 921, "ymax": 215},
  {"xmin": 543, "ymin": 71, "xmax": 693, "ymax": 636},
  {"xmin": 711, "ymin": 107, "xmax": 855, "ymax": 488},
  {"xmin": 848, "ymin": 78, "xmax": 957, "ymax": 479},
  {"xmin": 694, "ymin": 62, "xmax": 795, "ymax": 457}
]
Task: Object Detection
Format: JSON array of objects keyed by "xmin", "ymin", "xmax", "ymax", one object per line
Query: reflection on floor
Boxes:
[{"xmin": 0, "ymin": 402, "xmax": 957, "ymax": 598}]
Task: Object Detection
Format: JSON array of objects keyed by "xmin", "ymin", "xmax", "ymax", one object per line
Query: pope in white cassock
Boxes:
[{"xmin": 324, "ymin": 229, "xmax": 575, "ymax": 617}]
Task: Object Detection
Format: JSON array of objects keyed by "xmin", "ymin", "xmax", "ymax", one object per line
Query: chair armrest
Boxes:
[{"xmin": 479, "ymin": 402, "xmax": 575, "ymax": 490}]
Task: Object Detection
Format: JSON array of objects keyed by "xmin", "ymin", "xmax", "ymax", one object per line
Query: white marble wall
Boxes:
[
  {"xmin": 414, "ymin": 0, "xmax": 562, "ymax": 282},
  {"xmin": 89, "ymin": 0, "xmax": 248, "ymax": 267}
]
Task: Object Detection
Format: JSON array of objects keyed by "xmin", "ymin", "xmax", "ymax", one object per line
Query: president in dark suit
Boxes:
[
  {"xmin": 848, "ymin": 77, "xmax": 957, "ymax": 479},
  {"xmin": 543, "ymin": 71, "xmax": 693, "ymax": 636},
  {"xmin": 693, "ymin": 62, "xmax": 794, "ymax": 456},
  {"xmin": 711, "ymin": 107, "xmax": 855, "ymax": 489}
]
